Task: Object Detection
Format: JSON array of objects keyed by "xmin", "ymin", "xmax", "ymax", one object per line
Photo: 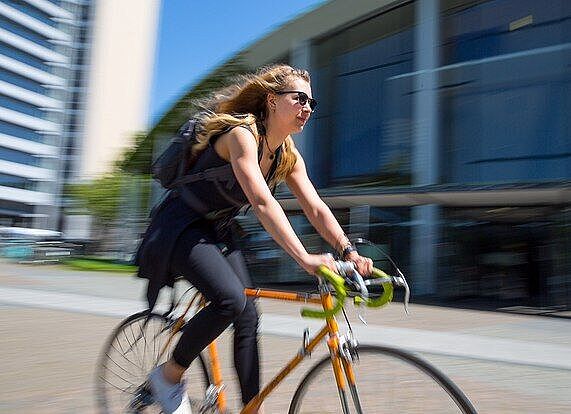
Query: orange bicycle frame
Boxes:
[{"xmin": 182, "ymin": 286, "xmax": 355, "ymax": 414}]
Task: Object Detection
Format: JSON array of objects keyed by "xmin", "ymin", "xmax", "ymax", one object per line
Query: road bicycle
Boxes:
[{"xmin": 96, "ymin": 259, "xmax": 477, "ymax": 413}]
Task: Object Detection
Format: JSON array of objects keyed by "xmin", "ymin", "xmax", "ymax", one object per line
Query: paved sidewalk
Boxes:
[
  {"xmin": 1, "ymin": 261, "xmax": 570, "ymax": 370},
  {"xmin": 1, "ymin": 261, "xmax": 571, "ymax": 413},
  {"xmin": 1, "ymin": 303, "xmax": 571, "ymax": 413},
  {"xmin": 2, "ymin": 284, "xmax": 571, "ymax": 372}
]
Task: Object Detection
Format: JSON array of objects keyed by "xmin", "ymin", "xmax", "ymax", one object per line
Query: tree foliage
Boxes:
[{"xmin": 66, "ymin": 174, "xmax": 124, "ymax": 222}]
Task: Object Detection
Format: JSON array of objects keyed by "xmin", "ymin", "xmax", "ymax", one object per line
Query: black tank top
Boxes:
[
  {"xmin": 179, "ymin": 124, "xmax": 282, "ymax": 218},
  {"xmin": 135, "ymin": 125, "xmax": 282, "ymax": 309}
]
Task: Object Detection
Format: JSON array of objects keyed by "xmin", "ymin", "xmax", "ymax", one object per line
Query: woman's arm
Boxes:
[
  {"xmin": 285, "ymin": 147, "xmax": 350, "ymax": 252},
  {"xmin": 285, "ymin": 148, "xmax": 373, "ymax": 274},
  {"xmin": 222, "ymin": 128, "xmax": 334, "ymax": 275}
]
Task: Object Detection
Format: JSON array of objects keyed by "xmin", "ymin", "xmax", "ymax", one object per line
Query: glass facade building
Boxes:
[
  {"xmin": 0, "ymin": 0, "xmax": 93, "ymax": 230},
  {"xmin": 274, "ymin": 0, "xmax": 571, "ymax": 310}
]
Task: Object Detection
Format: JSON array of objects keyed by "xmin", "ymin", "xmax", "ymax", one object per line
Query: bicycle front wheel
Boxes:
[
  {"xmin": 289, "ymin": 344, "xmax": 477, "ymax": 414},
  {"xmin": 95, "ymin": 310, "xmax": 212, "ymax": 413}
]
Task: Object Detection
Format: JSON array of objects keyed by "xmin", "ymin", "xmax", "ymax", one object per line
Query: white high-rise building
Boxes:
[
  {"xmin": 0, "ymin": 0, "xmax": 74, "ymax": 229},
  {"xmin": 0, "ymin": 0, "xmax": 159, "ymax": 231}
]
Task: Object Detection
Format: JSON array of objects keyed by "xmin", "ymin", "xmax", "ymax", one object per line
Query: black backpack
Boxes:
[
  {"xmin": 150, "ymin": 118, "xmax": 245, "ymax": 216},
  {"xmin": 152, "ymin": 114, "xmax": 255, "ymax": 188},
  {"xmin": 151, "ymin": 119, "xmax": 200, "ymax": 189}
]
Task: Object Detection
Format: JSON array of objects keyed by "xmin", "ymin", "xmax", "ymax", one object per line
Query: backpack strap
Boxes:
[
  {"xmin": 173, "ymin": 164, "xmax": 245, "ymax": 209},
  {"xmin": 172, "ymin": 121, "xmax": 258, "ymax": 215},
  {"xmin": 171, "ymin": 163, "xmax": 233, "ymax": 186}
]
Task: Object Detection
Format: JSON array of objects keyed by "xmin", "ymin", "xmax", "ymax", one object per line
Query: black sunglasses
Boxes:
[{"xmin": 276, "ymin": 90, "xmax": 317, "ymax": 111}]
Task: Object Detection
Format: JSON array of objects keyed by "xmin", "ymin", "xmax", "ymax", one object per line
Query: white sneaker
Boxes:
[{"xmin": 148, "ymin": 365, "xmax": 192, "ymax": 414}]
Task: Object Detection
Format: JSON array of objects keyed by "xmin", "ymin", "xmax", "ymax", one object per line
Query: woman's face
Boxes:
[{"xmin": 271, "ymin": 77, "xmax": 314, "ymax": 134}]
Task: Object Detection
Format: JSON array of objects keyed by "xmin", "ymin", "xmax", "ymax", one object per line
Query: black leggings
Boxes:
[{"xmin": 169, "ymin": 222, "xmax": 259, "ymax": 405}]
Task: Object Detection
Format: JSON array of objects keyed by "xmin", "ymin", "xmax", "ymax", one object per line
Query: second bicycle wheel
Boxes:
[
  {"xmin": 95, "ymin": 310, "xmax": 214, "ymax": 413},
  {"xmin": 289, "ymin": 344, "xmax": 477, "ymax": 414}
]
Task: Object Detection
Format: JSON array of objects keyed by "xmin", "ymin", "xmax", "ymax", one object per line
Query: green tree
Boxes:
[
  {"xmin": 66, "ymin": 174, "xmax": 123, "ymax": 222},
  {"xmin": 65, "ymin": 171, "xmax": 151, "ymax": 254}
]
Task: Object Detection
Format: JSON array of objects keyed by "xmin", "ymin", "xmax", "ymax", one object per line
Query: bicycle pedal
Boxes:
[{"xmin": 197, "ymin": 383, "xmax": 225, "ymax": 412}]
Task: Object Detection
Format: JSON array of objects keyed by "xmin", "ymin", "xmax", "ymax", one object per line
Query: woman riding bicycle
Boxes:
[{"xmin": 135, "ymin": 64, "xmax": 373, "ymax": 413}]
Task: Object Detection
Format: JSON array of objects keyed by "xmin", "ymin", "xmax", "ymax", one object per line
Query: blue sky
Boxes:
[{"xmin": 149, "ymin": 0, "xmax": 327, "ymax": 124}]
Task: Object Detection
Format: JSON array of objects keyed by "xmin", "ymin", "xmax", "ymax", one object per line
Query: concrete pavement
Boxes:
[
  {"xmin": 1, "ymin": 261, "xmax": 571, "ymax": 413},
  {"xmin": 2, "ymin": 284, "xmax": 571, "ymax": 372},
  {"xmin": 1, "ymin": 261, "xmax": 570, "ymax": 371}
]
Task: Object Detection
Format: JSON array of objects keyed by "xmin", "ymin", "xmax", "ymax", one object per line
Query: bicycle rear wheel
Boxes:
[
  {"xmin": 288, "ymin": 344, "xmax": 477, "ymax": 414},
  {"xmin": 95, "ymin": 310, "xmax": 213, "ymax": 413}
]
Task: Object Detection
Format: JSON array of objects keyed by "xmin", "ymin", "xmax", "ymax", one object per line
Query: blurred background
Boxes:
[
  {"xmin": 0, "ymin": 0, "xmax": 570, "ymax": 313},
  {"xmin": 1, "ymin": 1, "xmax": 571, "ymax": 413}
]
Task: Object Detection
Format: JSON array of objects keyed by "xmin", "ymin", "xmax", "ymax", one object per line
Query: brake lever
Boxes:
[
  {"xmin": 352, "ymin": 271, "xmax": 369, "ymax": 325},
  {"xmin": 353, "ymin": 271, "xmax": 369, "ymax": 301},
  {"xmin": 392, "ymin": 269, "xmax": 410, "ymax": 315},
  {"xmin": 335, "ymin": 261, "xmax": 368, "ymax": 300}
]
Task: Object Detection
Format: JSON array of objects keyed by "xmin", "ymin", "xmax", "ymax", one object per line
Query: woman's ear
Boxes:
[{"xmin": 267, "ymin": 93, "xmax": 276, "ymax": 111}]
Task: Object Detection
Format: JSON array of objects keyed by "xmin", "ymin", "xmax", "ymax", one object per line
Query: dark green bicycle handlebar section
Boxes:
[{"xmin": 300, "ymin": 266, "xmax": 394, "ymax": 319}]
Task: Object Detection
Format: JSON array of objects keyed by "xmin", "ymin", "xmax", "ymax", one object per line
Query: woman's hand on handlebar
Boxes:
[
  {"xmin": 344, "ymin": 251, "xmax": 374, "ymax": 276},
  {"xmin": 301, "ymin": 253, "xmax": 337, "ymax": 276}
]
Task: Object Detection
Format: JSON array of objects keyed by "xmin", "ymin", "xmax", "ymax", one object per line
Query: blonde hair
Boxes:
[{"xmin": 192, "ymin": 64, "xmax": 311, "ymax": 188}]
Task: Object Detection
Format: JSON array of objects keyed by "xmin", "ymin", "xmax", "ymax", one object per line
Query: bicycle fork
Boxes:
[
  {"xmin": 327, "ymin": 331, "xmax": 365, "ymax": 414},
  {"xmin": 322, "ymin": 290, "xmax": 364, "ymax": 414}
]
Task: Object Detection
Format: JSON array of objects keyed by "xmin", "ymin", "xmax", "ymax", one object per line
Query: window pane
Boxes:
[
  {"xmin": 312, "ymin": 3, "xmax": 415, "ymax": 187},
  {"xmin": 439, "ymin": 0, "xmax": 571, "ymax": 184}
]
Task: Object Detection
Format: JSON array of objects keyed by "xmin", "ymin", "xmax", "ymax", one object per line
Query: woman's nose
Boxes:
[{"xmin": 301, "ymin": 104, "xmax": 312, "ymax": 113}]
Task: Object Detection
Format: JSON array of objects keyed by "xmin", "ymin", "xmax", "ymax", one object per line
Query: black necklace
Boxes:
[{"xmin": 263, "ymin": 135, "xmax": 278, "ymax": 160}]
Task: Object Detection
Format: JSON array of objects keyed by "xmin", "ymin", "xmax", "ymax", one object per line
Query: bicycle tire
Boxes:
[
  {"xmin": 95, "ymin": 310, "xmax": 213, "ymax": 413},
  {"xmin": 288, "ymin": 344, "xmax": 477, "ymax": 414}
]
